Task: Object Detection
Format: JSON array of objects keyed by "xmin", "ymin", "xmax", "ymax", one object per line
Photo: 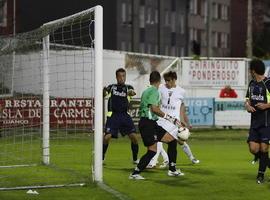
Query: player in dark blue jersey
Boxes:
[
  {"xmin": 103, "ymin": 68, "xmax": 139, "ymax": 164},
  {"xmin": 245, "ymin": 59, "xmax": 270, "ymax": 184}
]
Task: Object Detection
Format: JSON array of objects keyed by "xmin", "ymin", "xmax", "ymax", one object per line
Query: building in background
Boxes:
[
  {"xmin": 0, "ymin": 0, "xmax": 188, "ymax": 57},
  {"xmin": 252, "ymin": 0, "xmax": 270, "ymax": 58},
  {"xmin": 119, "ymin": 0, "xmax": 188, "ymax": 56},
  {"xmin": 230, "ymin": 0, "xmax": 270, "ymax": 58},
  {"xmin": 0, "ymin": 0, "xmax": 17, "ymax": 35},
  {"xmin": 1, "ymin": 0, "xmax": 270, "ymax": 58},
  {"xmin": 230, "ymin": 0, "xmax": 247, "ymax": 57},
  {"xmin": 188, "ymin": 0, "xmax": 231, "ymax": 57}
]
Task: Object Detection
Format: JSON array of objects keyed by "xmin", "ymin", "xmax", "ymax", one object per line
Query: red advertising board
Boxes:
[{"xmin": 0, "ymin": 98, "xmax": 94, "ymax": 128}]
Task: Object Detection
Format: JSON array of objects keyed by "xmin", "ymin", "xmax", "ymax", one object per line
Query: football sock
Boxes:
[
  {"xmin": 102, "ymin": 143, "xmax": 109, "ymax": 160},
  {"xmin": 258, "ymin": 152, "xmax": 268, "ymax": 173},
  {"xmin": 131, "ymin": 142, "xmax": 139, "ymax": 161},
  {"xmin": 167, "ymin": 140, "xmax": 177, "ymax": 172},
  {"xmin": 257, "ymin": 172, "xmax": 264, "ymax": 179},
  {"xmin": 160, "ymin": 147, "xmax": 169, "ymax": 163},
  {"xmin": 132, "ymin": 150, "xmax": 156, "ymax": 175},
  {"xmin": 181, "ymin": 142, "xmax": 194, "ymax": 160},
  {"xmin": 253, "ymin": 151, "xmax": 260, "ymax": 162}
]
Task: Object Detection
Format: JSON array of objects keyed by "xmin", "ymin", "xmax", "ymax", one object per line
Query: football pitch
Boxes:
[{"xmin": 1, "ymin": 129, "xmax": 270, "ymax": 200}]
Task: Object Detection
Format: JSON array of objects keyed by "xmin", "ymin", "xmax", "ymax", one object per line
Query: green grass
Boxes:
[
  {"xmin": 103, "ymin": 129, "xmax": 270, "ymax": 199},
  {"xmin": 0, "ymin": 185, "xmax": 118, "ymax": 200},
  {"xmin": 1, "ymin": 129, "xmax": 270, "ymax": 199}
]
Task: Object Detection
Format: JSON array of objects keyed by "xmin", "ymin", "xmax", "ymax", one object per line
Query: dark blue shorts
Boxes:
[
  {"xmin": 247, "ymin": 126, "xmax": 270, "ymax": 144},
  {"xmin": 105, "ymin": 112, "xmax": 136, "ymax": 138}
]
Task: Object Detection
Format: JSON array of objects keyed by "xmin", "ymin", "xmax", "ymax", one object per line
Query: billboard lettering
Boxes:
[{"xmin": 0, "ymin": 98, "xmax": 93, "ymax": 128}]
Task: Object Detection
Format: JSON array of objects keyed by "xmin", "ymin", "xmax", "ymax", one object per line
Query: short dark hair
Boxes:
[
  {"xmin": 249, "ymin": 59, "xmax": 265, "ymax": 75},
  {"xmin": 149, "ymin": 71, "xmax": 161, "ymax": 84},
  {"xmin": 163, "ymin": 71, "xmax": 177, "ymax": 80},
  {"xmin": 116, "ymin": 68, "xmax": 126, "ymax": 76}
]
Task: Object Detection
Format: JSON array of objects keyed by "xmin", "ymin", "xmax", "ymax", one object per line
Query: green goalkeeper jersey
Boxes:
[{"xmin": 139, "ymin": 86, "xmax": 160, "ymax": 120}]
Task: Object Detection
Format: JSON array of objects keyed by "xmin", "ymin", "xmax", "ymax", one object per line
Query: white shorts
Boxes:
[{"xmin": 157, "ymin": 118, "xmax": 178, "ymax": 139}]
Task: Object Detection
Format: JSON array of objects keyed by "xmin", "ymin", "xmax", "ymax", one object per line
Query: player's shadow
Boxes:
[
  {"xmin": 104, "ymin": 165, "xmax": 215, "ymax": 178},
  {"xmin": 103, "ymin": 165, "xmax": 141, "ymax": 172},
  {"xmin": 179, "ymin": 167, "xmax": 214, "ymax": 176},
  {"xmin": 235, "ymin": 172, "xmax": 270, "ymax": 189},
  {"xmin": 178, "ymin": 163, "xmax": 200, "ymax": 166},
  {"xmin": 236, "ymin": 172, "xmax": 265, "ymax": 182},
  {"xmin": 153, "ymin": 177, "xmax": 200, "ymax": 187}
]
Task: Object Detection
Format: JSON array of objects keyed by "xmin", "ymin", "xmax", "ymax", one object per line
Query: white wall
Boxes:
[{"xmin": 9, "ymin": 50, "xmax": 249, "ymax": 100}]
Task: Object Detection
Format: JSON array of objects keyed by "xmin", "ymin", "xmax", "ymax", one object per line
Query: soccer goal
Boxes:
[{"xmin": 0, "ymin": 5, "xmax": 103, "ymax": 190}]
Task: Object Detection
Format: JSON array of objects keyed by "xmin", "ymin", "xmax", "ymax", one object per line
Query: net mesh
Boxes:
[{"xmin": 0, "ymin": 8, "xmax": 97, "ymax": 189}]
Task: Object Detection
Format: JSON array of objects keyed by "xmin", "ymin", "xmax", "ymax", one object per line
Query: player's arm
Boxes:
[
  {"xmin": 180, "ymin": 103, "xmax": 192, "ymax": 129},
  {"xmin": 245, "ymin": 98, "xmax": 256, "ymax": 112},
  {"xmin": 127, "ymin": 85, "xmax": 136, "ymax": 97},
  {"xmin": 128, "ymin": 89, "xmax": 136, "ymax": 96},
  {"xmin": 103, "ymin": 85, "xmax": 111, "ymax": 98},
  {"xmin": 150, "ymin": 104, "xmax": 166, "ymax": 118},
  {"xmin": 103, "ymin": 87, "xmax": 108, "ymax": 97},
  {"xmin": 245, "ymin": 83, "xmax": 256, "ymax": 112},
  {"xmin": 150, "ymin": 104, "xmax": 182, "ymax": 127},
  {"xmin": 255, "ymin": 102, "xmax": 270, "ymax": 110},
  {"xmin": 148, "ymin": 91, "xmax": 182, "ymax": 127}
]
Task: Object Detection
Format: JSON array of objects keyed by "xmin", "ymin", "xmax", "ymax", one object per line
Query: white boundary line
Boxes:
[
  {"xmin": 0, "ymin": 183, "xmax": 85, "ymax": 191},
  {"xmin": 0, "ymin": 164, "xmax": 37, "ymax": 169},
  {"xmin": 97, "ymin": 182, "xmax": 131, "ymax": 200}
]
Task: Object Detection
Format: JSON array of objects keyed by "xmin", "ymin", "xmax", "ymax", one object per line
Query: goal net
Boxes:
[{"xmin": 0, "ymin": 6, "xmax": 103, "ymax": 190}]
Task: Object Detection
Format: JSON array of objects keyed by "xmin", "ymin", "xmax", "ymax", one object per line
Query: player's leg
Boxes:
[
  {"xmin": 160, "ymin": 132, "xmax": 184, "ymax": 176},
  {"xmin": 130, "ymin": 118, "xmax": 157, "ymax": 179},
  {"xmin": 251, "ymin": 152, "xmax": 260, "ymax": 164},
  {"xmin": 257, "ymin": 143, "xmax": 269, "ymax": 184},
  {"xmin": 130, "ymin": 143, "xmax": 157, "ymax": 180},
  {"xmin": 256, "ymin": 127, "xmax": 270, "ymax": 184},
  {"xmin": 248, "ymin": 128, "xmax": 261, "ymax": 164},
  {"xmin": 249, "ymin": 141, "xmax": 261, "ymax": 183},
  {"xmin": 159, "ymin": 142, "xmax": 169, "ymax": 168},
  {"xmin": 122, "ymin": 113, "xmax": 139, "ymax": 163},
  {"xmin": 180, "ymin": 142, "xmax": 200, "ymax": 164},
  {"xmin": 147, "ymin": 142, "xmax": 163, "ymax": 168},
  {"xmin": 103, "ymin": 114, "xmax": 119, "ymax": 161},
  {"xmin": 103, "ymin": 133, "xmax": 112, "ymax": 160},
  {"xmin": 128, "ymin": 133, "xmax": 139, "ymax": 164},
  {"xmin": 161, "ymin": 133, "xmax": 177, "ymax": 171}
]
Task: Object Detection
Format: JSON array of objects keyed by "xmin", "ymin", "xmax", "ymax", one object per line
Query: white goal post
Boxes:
[{"xmin": 42, "ymin": 5, "xmax": 103, "ymax": 182}]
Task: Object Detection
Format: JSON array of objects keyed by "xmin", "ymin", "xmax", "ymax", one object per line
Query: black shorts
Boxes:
[
  {"xmin": 247, "ymin": 126, "xmax": 270, "ymax": 144},
  {"xmin": 138, "ymin": 117, "xmax": 167, "ymax": 147},
  {"xmin": 105, "ymin": 112, "xmax": 136, "ymax": 138}
]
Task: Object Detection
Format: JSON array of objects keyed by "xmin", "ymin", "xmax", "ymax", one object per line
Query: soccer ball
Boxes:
[{"xmin": 177, "ymin": 127, "xmax": 190, "ymax": 141}]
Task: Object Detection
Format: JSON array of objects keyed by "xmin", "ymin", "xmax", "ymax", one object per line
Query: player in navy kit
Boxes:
[
  {"xmin": 245, "ymin": 59, "xmax": 270, "ymax": 184},
  {"xmin": 103, "ymin": 68, "xmax": 139, "ymax": 164}
]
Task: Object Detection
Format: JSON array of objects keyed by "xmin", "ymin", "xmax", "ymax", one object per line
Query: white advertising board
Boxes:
[
  {"xmin": 215, "ymin": 98, "xmax": 250, "ymax": 127},
  {"xmin": 181, "ymin": 59, "xmax": 247, "ymax": 87},
  {"xmin": 215, "ymin": 111, "xmax": 250, "ymax": 126}
]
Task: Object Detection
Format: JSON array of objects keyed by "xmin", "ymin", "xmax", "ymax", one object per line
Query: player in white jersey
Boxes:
[{"xmin": 148, "ymin": 71, "xmax": 199, "ymax": 168}]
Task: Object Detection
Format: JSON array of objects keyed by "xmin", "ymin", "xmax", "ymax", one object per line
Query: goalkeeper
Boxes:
[
  {"xmin": 103, "ymin": 68, "xmax": 139, "ymax": 164},
  {"xmin": 129, "ymin": 71, "xmax": 184, "ymax": 180}
]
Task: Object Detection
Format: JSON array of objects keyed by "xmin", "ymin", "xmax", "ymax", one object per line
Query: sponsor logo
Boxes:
[
  {"xmin": 251, "ymin": 94, "xmax": 264, "ymax": 101},
  {"xmin": 112, "ymin": 90, "xmax": 127, "ymax": 97}
]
